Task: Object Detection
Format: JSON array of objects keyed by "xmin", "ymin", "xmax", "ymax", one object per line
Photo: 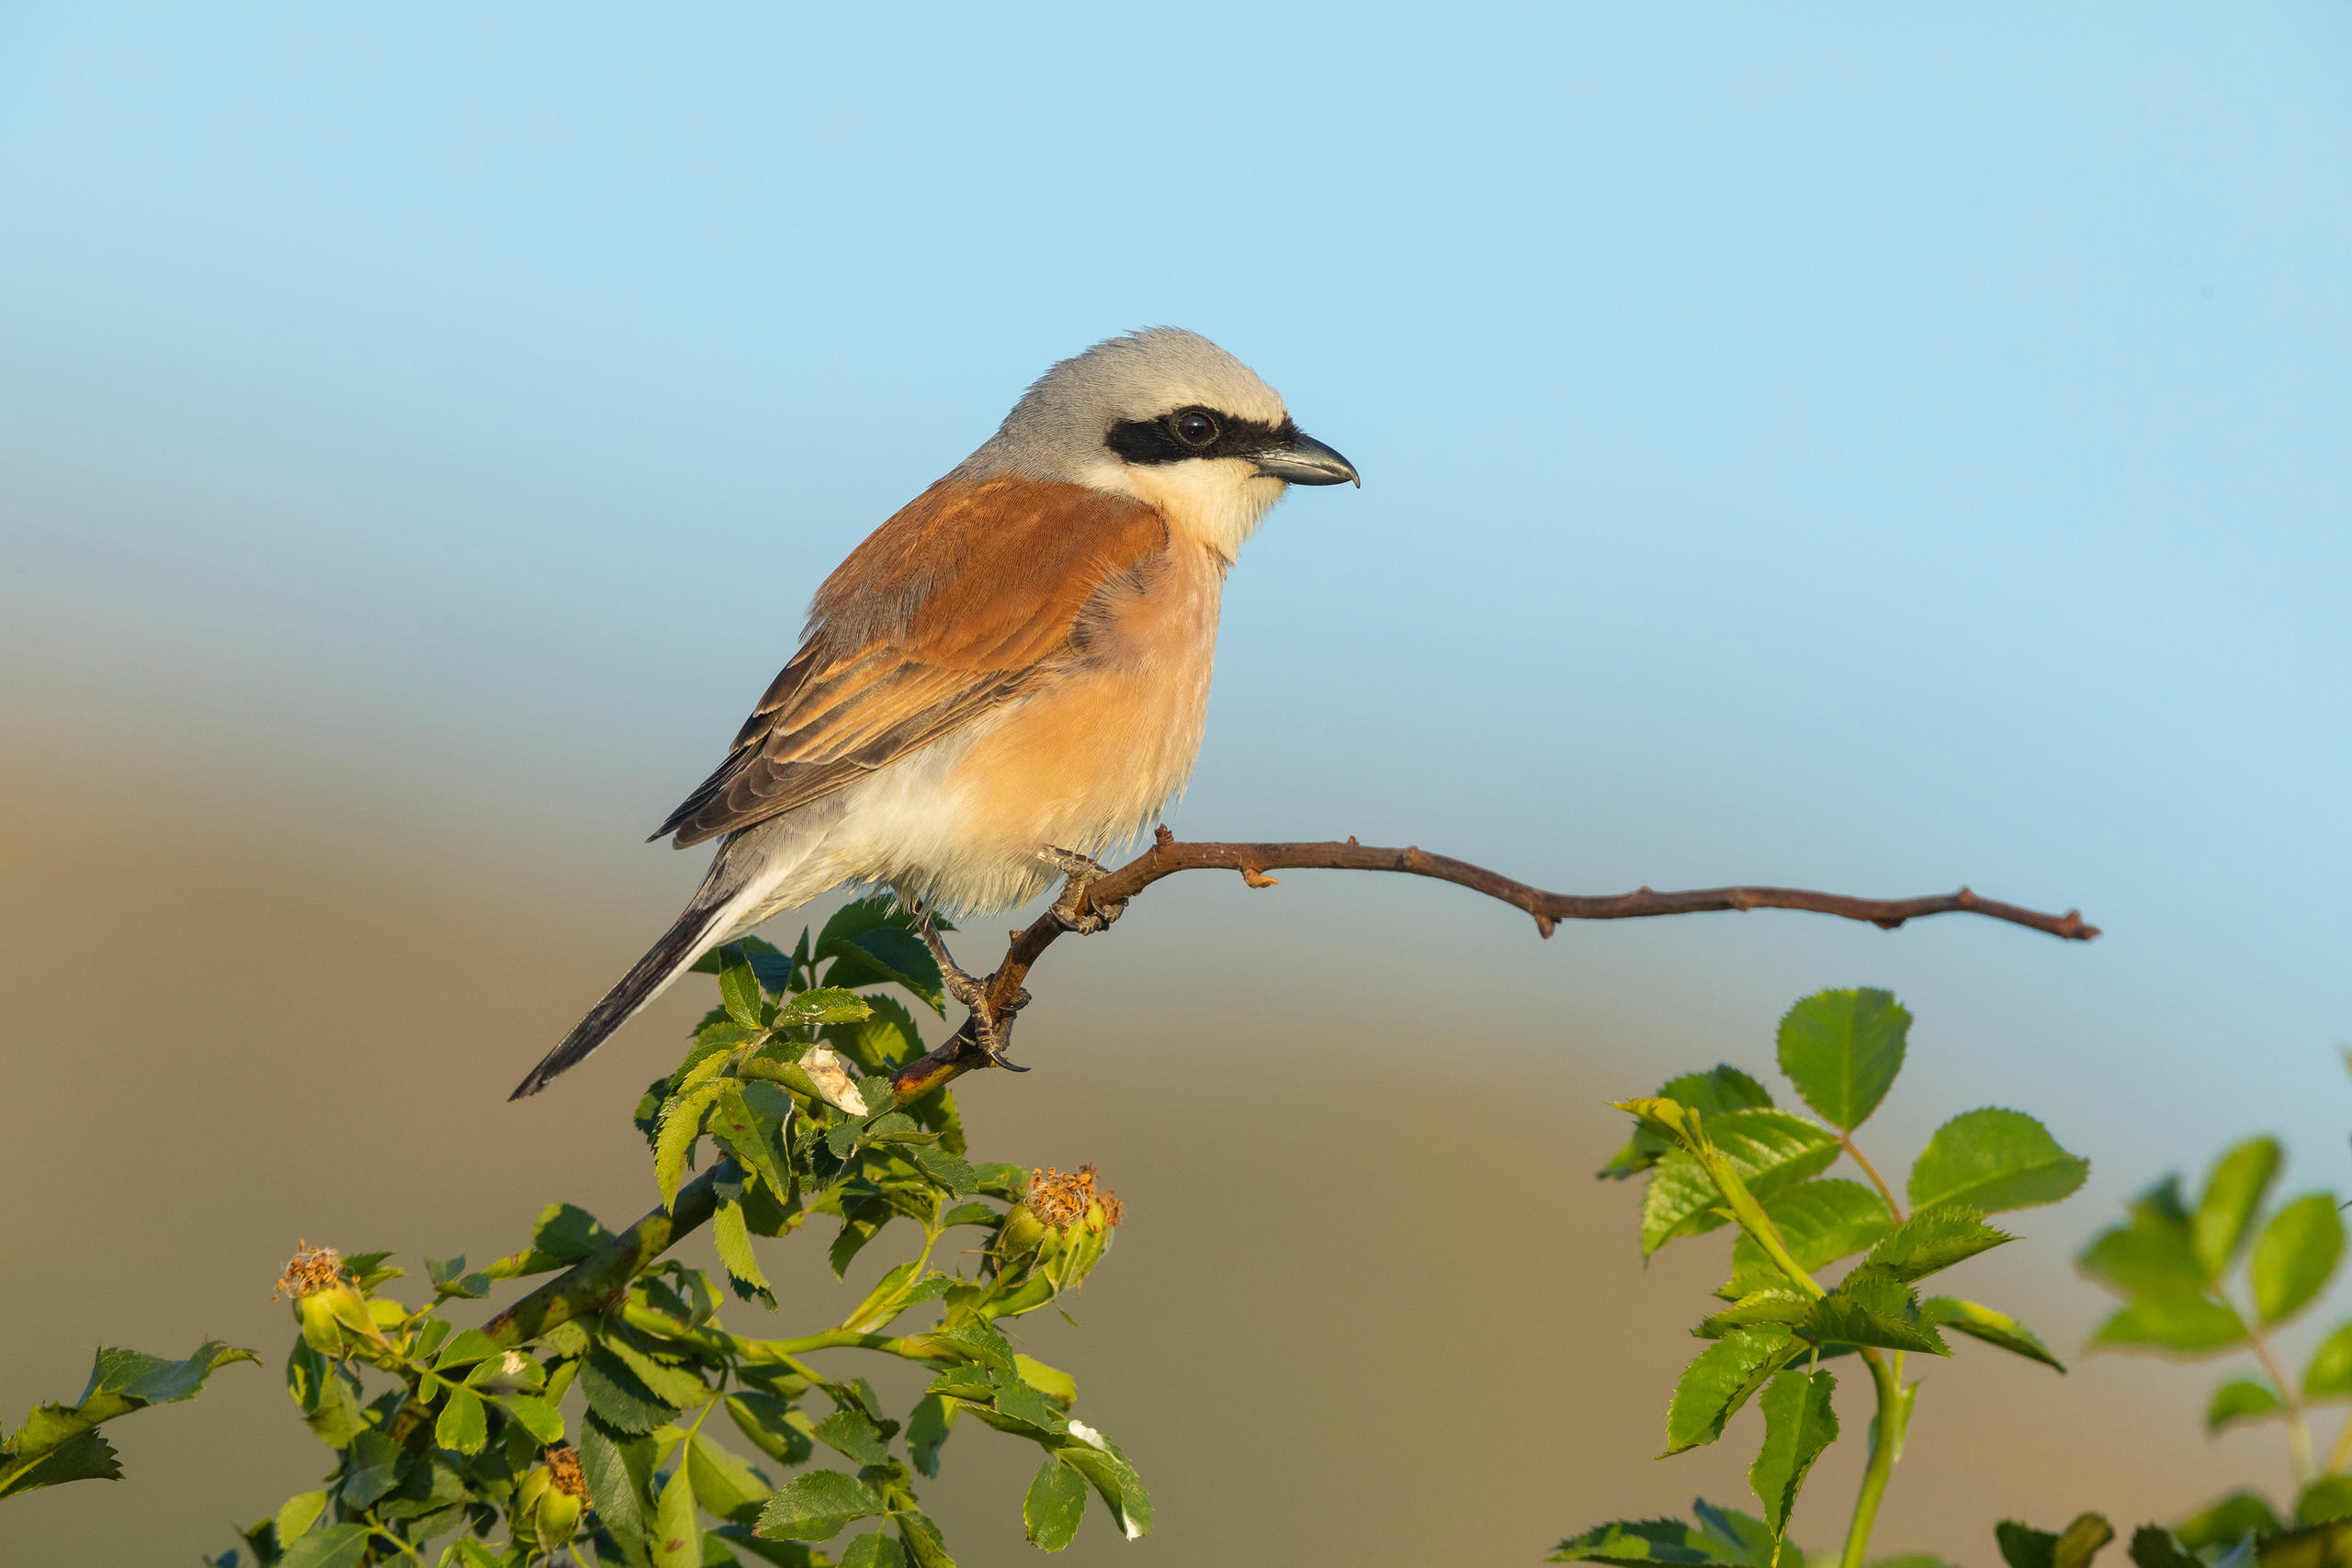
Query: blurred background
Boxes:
[{"xmin": 4, "ymin": 4, "xmax": 2349, "ymax": 1562}]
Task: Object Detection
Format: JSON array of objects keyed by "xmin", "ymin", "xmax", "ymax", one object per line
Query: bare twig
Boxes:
[{"xmin": 899, "ymin": 829, "xmax": 2098, "ymax": 1085}]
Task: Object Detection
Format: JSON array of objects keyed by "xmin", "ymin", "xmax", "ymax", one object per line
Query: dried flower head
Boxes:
[
  {"xmin": 545, "ymin": 1445, "xmax": 589, "ymax": 1503},
  {"xmin": 272, "ymin": 1240, "xmax": 348, "ymax": 1302},
  {"xmin": 1026, "ymin": 1165, "xmax": 1124, "ymax": 1231}
]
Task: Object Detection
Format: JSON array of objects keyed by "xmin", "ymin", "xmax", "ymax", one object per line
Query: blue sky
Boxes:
[{"xmin": 5, "ymin": 2, "xmax": 2350, "ymax": 1213}]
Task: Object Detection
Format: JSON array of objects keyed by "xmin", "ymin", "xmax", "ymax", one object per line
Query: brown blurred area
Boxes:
[{"xmin": 0, "ymin": 722, "xmax": 2268, "ymax": 1566}]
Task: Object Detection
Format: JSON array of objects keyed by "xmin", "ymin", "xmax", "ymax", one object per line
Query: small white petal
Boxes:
[{"xmin": 798, "ymin": 1047, "xmax": 869, "ymax": 1115}]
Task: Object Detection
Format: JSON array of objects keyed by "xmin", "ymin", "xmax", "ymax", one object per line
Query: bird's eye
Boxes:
[{"xmin": 1171, "ymin": 409, "xmax": 1219, "ymax": 448}]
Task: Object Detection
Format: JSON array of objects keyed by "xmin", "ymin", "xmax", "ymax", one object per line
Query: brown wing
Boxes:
[{"xmin": 652, "ymin": 475, "xmax": 1169, "ymax": 848}]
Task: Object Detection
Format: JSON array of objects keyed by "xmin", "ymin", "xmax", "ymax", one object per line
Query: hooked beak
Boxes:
[{"xmin": 1252, "ymin": 431, "xmax": 1360, "ymax": 488}]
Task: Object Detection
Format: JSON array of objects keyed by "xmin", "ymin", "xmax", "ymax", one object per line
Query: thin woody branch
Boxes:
[{"xmin": 897, "ymin": 828, "xmax": 2098, "ymax": 1095}]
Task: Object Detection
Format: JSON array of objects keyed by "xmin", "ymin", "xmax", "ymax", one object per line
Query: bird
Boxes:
[{"xmin": 509, "ymin": 328, "xmax": 1357, "ymax": 1099}]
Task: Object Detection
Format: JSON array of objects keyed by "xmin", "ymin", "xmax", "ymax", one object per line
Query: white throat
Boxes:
[{"xmin": 1085, "ymin": 457, "xmax": 1285, "ymax": 564}]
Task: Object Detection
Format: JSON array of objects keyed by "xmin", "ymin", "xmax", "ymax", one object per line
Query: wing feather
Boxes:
[{"xmin": 653, "ymin": 477, "xmax": 1168, "ymax": 848}]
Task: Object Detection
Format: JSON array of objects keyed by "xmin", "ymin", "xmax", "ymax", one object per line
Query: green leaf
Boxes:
[
  {"xmin": 713, "ymin": 1199, "xmax": 775, "ymax": 1302},
  {"xmin": 526, "ymin": 1201, "xmax": 616, "ymax": 1266},
  {"xmin": 1777, "ymin": 987, "xmax": 1908, "ymax": 1132},
  {"xmin": 1642, "ymin": 1111, "xmax": 1842, "ymax": 1255},
  {"xmin": 756, "ymin": 1468, "xmax": 885, "ymax": 1541},
  {"xmin": 2306, "ymin": 1321, "xmax": 2352, "ymax": 1398},
  {"xmin": 435, "ymin": 1386, "xmax": 487, "ymax": 1454},
  {"xmin": 2090, "ymin": 1294, "xmax": 2248, "ymax": 1354},
  {"xmin": 1725, "ymin": 1179, "xmax": 1894, "ymax": 1296},
  {"xmin": 1664, "ymin": 1326, "xmax": 1802, "ymax": 1455},
  {"xmin": 908, "ymin": 1393, "xmax": 956, "ymax": 1478},
  {"xmin": 726, "ymin": 1392, "xmax": 816, "ymax": 1471},
  {"xmin": 898, "ymin": 1509, "xmax": 957, "ymax": 1568},
  {"xmin": 2206, "ymin": 1379, "xmax": 2284, "ymax": 1433},
  {"xmin": 685, "ymin": 1431, "xmax": 772, "ymax": 1525},
  {"xmin": 713, "ymin": 1085, "xmax": 796, "ymax": 1204},
  {"xmin": 601, "ymin": 1330, "xmax": 712, "ymax": 1408},
  {"xmin": 2172, "ymin": 1491, "xmax": 2282, "ymax": 1553},
  {"xmin": 716, "ymin": 944, "xmax": 764, "ymax": 1028},
  {"xmin": 433, "ymin": 1329, "xmax": 504, "ymax": 1369},
  {"xmin": 2301, "ymin": 1476, "xmax": 2352, "ymax": 1528},
  {"xmin": 776, "ymin": 987, "xmax": 876, "ymax": 1028},
  {"xmin": 580, "ymin": 1412, "xmax": 657, "ymax": 1543},
  {"xmin": 1920, "ymin": 1297, "xmax": 2065, "ymax": 1371},
  {"xmin": 657, "ymin": 1081, "xmax": 728, "ymax": 1211},
  {"xmin": 652, "ymin": 1461, "xmax": 703, "ymax": 1568},
  {"xmin": 1699, "ymin": 1292, "xmax": 1815, "ymax": 1337},
  {"xmin": 582, "ymin": 1346, "xmax": 686, "ymax": 1435},
  {"xmin": 2079, "ymin": 1181, "xmax": 2209, "ymax": 1297},
  {"xmin": 1750, "ymin": 1369, "xmax": 1839, "ymax": 1538},
  {"xmin": 274, "ymin": 1489, "xmax": 331, "ymax": 1545},
  {"xmin": 341, "ymin": 1428, "xmax": 402, "ymax": 1509},
  {"xmin": 1907, "ymin": 1109, "xmax": 2089, "ymax": 1213},
  {"xmin": 1600, "ymin": 1066, "xmax": 1776, "ymax": 1180},
  {"xmin": 812, "ymin": 1407, "xmax": 891, "ymax": 1467},
  {"xmin": 284, "ymin": 1341, "xmax": 365, "ymax": 1449},
  {"xmin": 2254, "ymin": 1193, "xmax": 2345, "ymax": 1325},
  {"xmin": 1864, "ymin": 1205, "xmax": 2014, "ymax": 1283},
  {"xmin": 1801, "ymin": 1268, "xmax": 1950, "ymax": 1355},
  {"xmin": 1996, "ymin": 1515, "xmax": 2115, "ymax": 1568},
  {"xmin": 0, "ymin": 1429, "xmax": 119, "ymax": 1496},
  {"xmin": 842, "ymin": 1533, "xmax": 909, "ymax": 1568},
  {"xmin": 989, "ymin": 1366, "xmax": 1068, "ymax": 1434},
  {"xmin": 2194, "ymin": 1138, "xmax": 2284, "ymax": 1278},
  {"xmin": 2124, "ymin": 1526, "xmax": 2201, "ymax": 1568},
  {"xmin": 1052, "ymin": 1422, "xmax": 1151, "ymax": 1540},
  {"xmin": 1548, "ymin": 1512, "xmax": 1767, "ymax": 1566},
  {"xmin": 275, "ymin": 1524, "xmax": 371, "ymax": 1568},
  {"xmin": 910, "ymin": 1145, "xmax": 980, "ymax": 1197},
  {"xmin": 1023, "ymin": 1457, "xmax": 1090, "ymax": 1551}
]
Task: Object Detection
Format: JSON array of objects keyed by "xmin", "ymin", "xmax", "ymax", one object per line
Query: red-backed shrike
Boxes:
[{"xmin": 511, "ymin": 328, "xmax": 1355, "ymax": 1099}]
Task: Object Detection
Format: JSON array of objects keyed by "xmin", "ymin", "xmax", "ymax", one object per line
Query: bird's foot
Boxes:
[
  {"xmin": 1037, "ymin": 845, "xmax": 1127, "ymax": 934},
  {"xmin": 912, "ymin": 908, "xmax": 1031, "ymax": 1071}
]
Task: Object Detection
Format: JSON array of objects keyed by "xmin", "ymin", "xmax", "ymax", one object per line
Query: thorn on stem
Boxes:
[
  {"xmin": 1534, "ymin": 912, "xmax": 1555, "ymax": 939},
  {"xmin": 1153, "ymin": 824, "xmax": 1175, "ymax": 848},
  {"xmin": 1239, "ymin": 867, "xmax": 1279, "ymax": 889}
]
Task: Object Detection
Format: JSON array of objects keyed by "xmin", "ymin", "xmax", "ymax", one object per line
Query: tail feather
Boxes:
[{"xmin": 509, "ymin": 900, "xmax": 734, "ymax": 1100}]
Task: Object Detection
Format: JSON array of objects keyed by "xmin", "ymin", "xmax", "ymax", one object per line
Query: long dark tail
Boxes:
[{"xmin": 508, "ymin": 897, "xmax": 736, "ymax": 1100}]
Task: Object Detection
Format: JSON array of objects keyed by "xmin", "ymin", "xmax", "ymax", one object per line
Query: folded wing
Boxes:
[{"xmin": 653, "ymin": 476, "xmax": 1169, "ymax": 848}]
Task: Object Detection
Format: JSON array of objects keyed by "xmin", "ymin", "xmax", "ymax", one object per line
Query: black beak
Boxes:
[{"xmin": 1252, "ymin": 432, "xmax": 1360, "ymax": 488}]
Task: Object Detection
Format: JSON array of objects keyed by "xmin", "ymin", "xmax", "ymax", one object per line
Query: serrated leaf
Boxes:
[
  {"xmin": 582, "ymin": 1346, "xmax": 685, "ymax": 1435},
  {"xmin": 1025, "ymin": 1457, "xmax": 1089, "ymax": 1551},
  {"xmin": 908, "ymin": 1393, "xmax": 956, "ymax": 1478},
  {"xmin": 1642, "ymin": 1111, "xmax": 1842, "ymax": 1256},
  {"xmin": 1997, "ymin": 1514, "xmax": 2115, "ymax": 1568},
  {"xmin": 1864, "ymin": 1204, "xmax": 2013, "ymax": 1283},
  {"xmin": 2206, "ymin": 1379, "xmax": 2283, "ymax": 1433},
  {"xmin": 1053, "ymin": 1422, "xmax": 1151, "ymax": 1540},
  {"xmin": 600, "ymin": 1332, "xmax": 711, "ymax": 1408},
  {"xmin": 898, "ymin": 1508, "xmax": 957, "ymax": 1568},
  {"xmin": 529, "ymin": 1201, "xmax": 616, "ymax": 1265},
  {"xmin": 2125, "ymin": 1526, "xmax": 2201, "ymax": 1568},
  {"xmin": 652, "ymin": 1461, "xmax": 702, "ymax": 1568},
  {"xmin": 776, "ymin": 987, "xmax": 876, "ymax": 1027},
  {"xmin": 685, "ymin": 1431, "xmax": 773, "ymax": 1525},
  {"xmin": 493, "ymin": 1392, "xmax": 565, "ymax": 1445},
  {"xmin": 1726, "ymin": 1180, "xmax": 1894, "ymax": 1296},
  {"xmin": 1920, "ymin": 1297, "xmax": 2064, "ymax": 1371},
  {"xmin": 1750, "ymin": 1369, "xmax": 1838, "ymax": 1537},
  {"xmin": 0, "ymin": 1428, "xmax": 119, "ymax": 1496},
  {"xmin": 275, "ymin": 1524, "xmax": 370, "ymax": 1568},
  {"xmin": 715, "ymin": 945, "xmax": 764, "ymax": 1028},
  {"xmin": 1777, "ymin": 987, "xmax": 1908, "ymax": 1132},
  {"xmin": 713, "ymin": 1199, "xmax": 774, "ymax": 1301},
  {"xmin": 726, "ymin": 1391, "xmax": 814, "ymax": 1469},
  {"xmin": 813, "ymin": 1407, "xmax": 890, "ymax": 1466},
  {"xmin": 756, "ymin": 1468, "xmax": 884, "ymax": 1541},
  {"xmin": 1664, "ymin": 1326, "xmax": 1802, "ymax": 1454},
  {"xmin": 2194, "ymin": 1138, "xmax": 2283, "ymax": 1279},
  {"xmin": 989, "ymin": 1366, "xmax": 1067, "ymax": 1434},
  {"xmin": 1908, "ymin": 1109, "xmax": 2089, "ymax": 1213},
  {"xmin": 657, "ymin": 1082, "xmax": 728, "ymax": 1211},
  {"xmin": 712, "ymin": 1085, "xmax": 795, "ymax": 1204},
  {"xmin": 910, "ymin": 1145, "xmax": 979, "ymax": 1197},
  {"xmin": 2090, "ymin": 1293, "xmax": 2248, "ymax": 1354},
  {"xmin": 435, "ymin": 1386, "xmax": 487, "ymax": 1454},
  {"xmin": 1802, "ymin": 1269, "xmax": 1950, "ymax": 1354},
  {"xmin": 579, "ymin": 1412, "xmax": 656, "ymax": 1542},
  {"xmin": 1600, "ymin": 1066, "xmax": 1776, "ymax": 1180},
  {"xmin": 2305, "ymin": 1321, "xmax": 2352, "ymax": 1398},
  {"xmin": 2254, "ymin": 1193, "xmax": 2345, "ymax": 1325},
  {"xmin": 1700, "ymin": 1291, "xmax": 1815, "ymax": 1337},
  {"xmin": 275, "ymin": 1488, "xmax": 330, "ymax": 1545},
  {"xmin": 1548, "ymin": 1513, "xmax": 1763, "ymax": 1565}
]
